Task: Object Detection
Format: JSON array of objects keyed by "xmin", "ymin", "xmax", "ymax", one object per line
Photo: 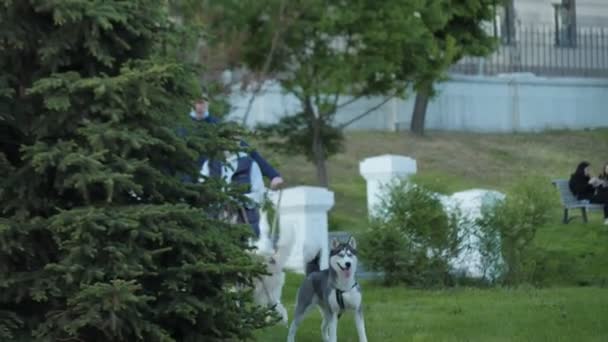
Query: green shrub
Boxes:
[
  {"xmin": 360, "ymin": 180, "xmax": 462, "ymax": 286},
  {"xmin": 477, "ymin": 175, "xmax": 555, "ymax": 285}
]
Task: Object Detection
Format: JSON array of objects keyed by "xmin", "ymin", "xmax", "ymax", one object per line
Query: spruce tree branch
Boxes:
[
  {"xmin": 56, "ymin": 337, "xmax": 85, "ymax": 342},
  {"xmin": 150, "ymin": 247, "xmax": 174, "ymax": 255}
]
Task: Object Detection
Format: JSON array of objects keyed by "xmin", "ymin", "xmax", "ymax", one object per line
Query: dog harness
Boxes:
[{"xmin": 336, "ymin": 282, "xmax": 358, "ymax": 319}]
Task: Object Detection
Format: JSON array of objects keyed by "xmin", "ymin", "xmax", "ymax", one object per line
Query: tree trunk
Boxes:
[
  {"xmin": 312, "ymin": 117, "xmax": 329, "ymax": 187},
  {"xmin": 305, "ymin": 97, "xmax": 329, "ymax": 187},
  {"xmin": 313, "ymin": 148, "xmax": 329, "ymax": 188},
  {"xmin": 410, "ymin": 85, "xmax": 430, "ymax": 136}
]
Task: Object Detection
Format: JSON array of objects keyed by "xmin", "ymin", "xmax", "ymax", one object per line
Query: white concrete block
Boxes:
[
  {"xmin": 268, "ymin": 186, "xmax": 334, "ymax": 273},
  {"xmin": 359, "ymin": 154, "xmax": 417, "ymax": 216}
]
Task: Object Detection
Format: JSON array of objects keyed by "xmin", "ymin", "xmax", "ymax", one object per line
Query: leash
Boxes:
[
  {"xmin": 268, "ymin": 189, "xmax": 283, "ymax": 245},
  {"xmin": 239, "ymin": 204, "xmax": 279, "ymax": 309},
  {"xmin": 259, "ymin": 275, "xmax": 278, "ymax": 309}
]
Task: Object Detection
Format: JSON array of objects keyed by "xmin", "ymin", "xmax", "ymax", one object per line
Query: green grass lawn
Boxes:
[
  {"xmin": 256, "ymin": 273, "xmax": 608, "ymax": 341},
  {"xmin": 254, "ymin": 129, "xmax": 608, "ymax": 341}
]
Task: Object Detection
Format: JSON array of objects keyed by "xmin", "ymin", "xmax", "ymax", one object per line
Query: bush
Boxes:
[
  {"xmin": 477, "ymin": 175, "xmax": 555, "ymax": 285},
  {"xmin": 360, "ymin": 180, "xmax": 462, "ymax": 286}
]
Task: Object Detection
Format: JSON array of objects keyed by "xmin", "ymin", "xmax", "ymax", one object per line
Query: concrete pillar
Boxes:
[
  {"xmin": 270, "ymin": 186, "xmax": 334, "ymax": 273},
  {"xmin": 359, "ymin": 154, "xmax": 417, "ymax": 216}
]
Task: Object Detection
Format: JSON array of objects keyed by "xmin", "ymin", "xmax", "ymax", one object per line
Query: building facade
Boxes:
[{"xmin": 453, "ymin": 0, "xmax": 608, "ymax": 78}]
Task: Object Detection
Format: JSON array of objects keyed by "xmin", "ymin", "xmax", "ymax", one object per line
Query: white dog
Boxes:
[{"xmin": 251, "ymin": 209, "xmax": 294, "ymax": 325}]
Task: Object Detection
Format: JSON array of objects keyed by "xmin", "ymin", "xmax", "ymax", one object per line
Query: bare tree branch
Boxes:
[
  {"xmin": 334, "ymin": 95, "xmax": 363, "ymax": 110},
  {"xmin": 241, "ymin": 0, "xmax": 289, "ymax": 126},
  {"xmin": 337, "ymin": 94, "xmax": 396, "ymax": 130},
  {"xmin": 330, "ymin": 92, "xmax": 340, "ymax": 115}
]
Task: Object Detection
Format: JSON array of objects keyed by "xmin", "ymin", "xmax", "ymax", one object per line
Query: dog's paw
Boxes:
[{"xmin": 277, "ymin": 304, "xmax": 288, "ymax": 326}]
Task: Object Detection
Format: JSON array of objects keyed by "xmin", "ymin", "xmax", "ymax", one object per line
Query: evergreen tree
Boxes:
[{"xmin": 0, "ymin": 1, "xmax": 269, "ymax": 340}]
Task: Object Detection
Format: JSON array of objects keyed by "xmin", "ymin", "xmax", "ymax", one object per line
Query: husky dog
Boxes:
[{"xmin": 287, "ymin": 236, "xmax": 368, "ymax": 342}]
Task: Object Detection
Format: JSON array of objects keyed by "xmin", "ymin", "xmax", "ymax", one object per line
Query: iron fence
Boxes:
[{"xmin": 451, "ymin": 25, "xmax": 608, "ymax": 78}]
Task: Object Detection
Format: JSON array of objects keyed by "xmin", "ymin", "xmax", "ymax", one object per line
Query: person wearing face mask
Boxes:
[
  {"xmin": 186, "ymin": 92, "xmax": 284, "ymax": 190},
  {"xmin": 569, "ymin": 161, "xmax": 608, "ymax": 225}
]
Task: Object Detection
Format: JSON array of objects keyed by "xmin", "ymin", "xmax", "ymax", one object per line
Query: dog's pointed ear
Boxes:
[
  {"xmin": 347, "ymin": 236, "xmax": 357, "ymax": 250},
  {"xmin": 331, "ymin": 238, "xmax": 340, "ymax": 250}
]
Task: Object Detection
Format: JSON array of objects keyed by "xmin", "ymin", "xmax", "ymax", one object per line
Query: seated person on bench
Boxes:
[
  {"xmin": 200, "ymin": 150, "xmax": 269, "ymax": 238},
  {"xmin": 594, "ymin": 162, "xmax": 608, "ymax": 201},
  {"xmin": 569, "ymin": 161, "xmax": 608, "ymax": 225}
]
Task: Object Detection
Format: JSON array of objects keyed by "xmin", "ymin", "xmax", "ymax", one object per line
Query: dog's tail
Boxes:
[{"xmin": 305, "ymin": 252, "xmax": 320, "ymax": 276}]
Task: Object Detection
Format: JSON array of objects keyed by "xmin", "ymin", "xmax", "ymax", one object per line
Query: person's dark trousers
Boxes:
[
  {"xmin": 590, "ymin": 192, "xmax": 608, "ymax": 219},
  {"xmin": 599, "ymin": 204, "xmax": 608, "ymax": 219},
  {"xmin": 238, "ymin": 207, "xmax": 260, "ymax": 238},
  {"xmin": 596, "ymin": 202, "xmax": 608, "ymax": 219}
]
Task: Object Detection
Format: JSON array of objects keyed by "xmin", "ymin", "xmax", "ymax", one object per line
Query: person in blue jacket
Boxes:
[
  {"xmin": 200, "ymin": 149, "xmax": 266, "ymax": 238},
  {"xmin": 189, "ymin": 92, "xmax": 285, "ymax": 190}
]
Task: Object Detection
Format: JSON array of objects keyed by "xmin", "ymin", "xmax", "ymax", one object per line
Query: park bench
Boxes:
[{"xmin": 552, "ymin": 179, "xmax": 603, "ymax": 223}]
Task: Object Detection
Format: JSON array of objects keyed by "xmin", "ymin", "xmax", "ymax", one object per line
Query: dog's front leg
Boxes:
[
  {"xmin": 320, "ymin": 310, "xmax": 330, "ymax": 342},
  {"xmin": 276, "ymin": 302, "xmax": 288, "ymax": 326},
  {"xmin": 327, "ymin": 311, "xmax": 339, "ymax": 342},
  {"xmin": 355, "ymin": 306, "xmax": 368, "ymax": 342}
]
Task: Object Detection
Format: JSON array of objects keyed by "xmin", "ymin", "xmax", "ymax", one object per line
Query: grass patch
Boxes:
[
  {"xmin": 534, "ymin": 209, "xmax": 608, "ymax": 286},
  {"xmin": 256, "ymin": 273, "xmax": 608, "ymax": 341},
  {"xmin": 329, "ymin": 179, "xmax": 368, "ymax": 232},
  {"xmin": 409, "ymin": 171, "xmax": 477, "ymax": 195}
]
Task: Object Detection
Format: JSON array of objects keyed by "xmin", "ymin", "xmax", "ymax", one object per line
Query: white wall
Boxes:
[
  {"xmin": 425, "ymin": 74, "xmax": 608, "ymax": 132},
  {"xmin": 226, "ymin": 74, "xmax": 608, "ymax": 133}
]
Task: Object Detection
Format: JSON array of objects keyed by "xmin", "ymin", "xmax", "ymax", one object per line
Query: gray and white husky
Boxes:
[{"xmin": 287, "ymin": 236, "xmax": 368, "ymax": 342}]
